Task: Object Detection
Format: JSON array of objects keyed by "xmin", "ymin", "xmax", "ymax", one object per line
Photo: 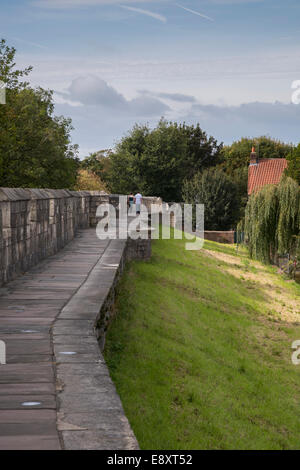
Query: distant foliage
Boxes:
[
  {"xmin": 182, "ymin": 167, "xmax": 239, "ymax": 230},
  {"xmin": 286, "ymin": 143, "xmax": 300, "ymax": 185},
  {"xmin": 78, "ymin": 150, "xmax": 111, "ymax": 191},
  {"xmin": 228, "ymin": 165, "xmax": 249, "ymax": 221},
  {"xmin": 244, "ymin": 185, "xmax": 278, "ymax": 263},
  {"xmin": 222, "ymin": 136, "xmax": 293, "ymax": 172},
  {"xmin": 75, "ymin": 169, "xmax": 107, "ymax": 191},
  {"xmin": 80, "ymin": 150, "xmax": 112, "ymax": 181},
  {"xmin": 277, "ymin": 177, "xmax": 300, "ymax": 254},
  {"xmin": 221, "ymin": 136, "xmax": 293, "ymax": 223},
  {"xmin": 0, "ymin": 39, "xmax": 79, "ymax": 189},
  {"xmin": 106, "ymin": 119, "xmax": 223, "ymax": 201},
  {"xmin": 244, "ymin": 177, "xmax": 300, "ymax": 263}
]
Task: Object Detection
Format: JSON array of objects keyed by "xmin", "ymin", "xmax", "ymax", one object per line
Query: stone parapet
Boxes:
[{"xmin": 0, "ymin": 188, "xmax": 161, "ymax": 286}]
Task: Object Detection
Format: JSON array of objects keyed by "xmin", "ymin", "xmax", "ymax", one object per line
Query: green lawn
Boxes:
[{"xmin": 104, "ymin": 234, "xmax": 300, "ymax": 450}]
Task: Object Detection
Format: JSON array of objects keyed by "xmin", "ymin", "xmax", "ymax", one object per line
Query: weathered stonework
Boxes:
[
  {"xmin": 95, "ymin": 236, "xmax": 152, "ymax": 352},
  {"xmin": 0, "ymin": 189, "xmax": 161, "ymax": 287},
  {"xmin": 0, "ymin": 188, "xmax": 93, "ymax": 285},
  {"xmin": 54, "ymin": 235, "xmax": 153, "ymax": 449},
  {"xmin": 0, "ymin": 188, "xmax": 161, "ymax": 450}
]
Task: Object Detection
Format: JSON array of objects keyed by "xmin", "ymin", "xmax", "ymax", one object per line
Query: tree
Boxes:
[
  {"xmin": 182, "ymin": 167, "xmax": 239, "ymax": 231},
  {"xmin": 222, "ymin": 136, "xmax": 293, "ymax": 173},
  {"xmin": 220, "ymin": 136, "xmax": 294, "ymax": 223},
  {"xmin": 75, "ymin": 169, "xmax": 107, "ymax": 191},
  {"xmin": 286, "ymin": 143, "xmax": 300, "ymax": 185},
  {"xmin": 0, "ymin": 39, "xmax": 32, "ymax": 90},
  {"xmin": 229, "ymin": 166, "xmax": 249, "ymax": 221},
  {"xmin": 244, "ymin": 176, "xmax": 300, "ymax": 263},
  {"xmin": 77, "ymin": 150, "xmax": 110, "ymax": 191},
  {"xmin": 106, "ymin": 119, "xmax": 223, "ymax": 201},
  {"xmin": 0, "ymin": 39, "xmax": 79, "ymax": 189},
  {"xmin": 80, "ymin": 149, "xmax": 112, "ymax": 179}
]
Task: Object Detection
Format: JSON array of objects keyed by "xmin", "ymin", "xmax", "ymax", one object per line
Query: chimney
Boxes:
[{"xmin": 250, "ymin": 146, "xmax": 258, "ymax": 165}]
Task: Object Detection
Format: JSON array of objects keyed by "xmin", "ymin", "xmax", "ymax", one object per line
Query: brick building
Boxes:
[{"xmin": 247, "ymin": 147, "xmax": 288, "ymax": 195}]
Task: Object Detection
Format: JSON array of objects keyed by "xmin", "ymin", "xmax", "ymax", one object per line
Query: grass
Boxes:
[{"xmin": 103, "ymin": 233, "xmax": 300, "ymax": 450}]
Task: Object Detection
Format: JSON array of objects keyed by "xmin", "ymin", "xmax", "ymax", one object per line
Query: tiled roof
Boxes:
[{"xmin": 248, "ymin": 158, "xmax": 288, "ymax": 195}]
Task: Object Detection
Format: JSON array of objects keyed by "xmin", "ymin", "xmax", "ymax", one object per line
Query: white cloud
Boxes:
[
  {"xmin": 56, "ymin": 99, "xmax": 300, "ymax": 159},
  {"xmin": 129, "ymin": 94, "xmax": 170, "ymax": 114},
  {"xmin": 61, "ymin": 75, "xmax": 127, "ymax": 108},
  {"xmin": 120, "ymin": 5, "xmax": 167, "ymax": 23},
  {"xmin": 53, "ymin": 93, "xmax": 83, "ymax": 107},
  {"xmin": 19, "ymin": 46, "xmax": 300, "ymax": 110},
  {"xmin": 185, "ymin": 101, "xmax": 300, "ymax": 144},
  {"xmin": 57, "ymin": 75, "xmax": 170, "ymax": 116}
]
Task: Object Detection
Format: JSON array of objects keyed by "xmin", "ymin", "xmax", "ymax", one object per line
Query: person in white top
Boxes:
[{"xmin": 134, "ymin": 193, "xmax": 142, "ymax": 214}]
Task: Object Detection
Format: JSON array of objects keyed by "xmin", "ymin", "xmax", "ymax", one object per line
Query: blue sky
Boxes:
[{"xmin": 1, "ymin": 0, "xmax": 300, "ymax": 156}]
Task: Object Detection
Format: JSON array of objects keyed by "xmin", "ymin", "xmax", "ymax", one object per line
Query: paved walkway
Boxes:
[{"xmin": 0, "ymin": 229, "xmax": 138, "ymax": 450}]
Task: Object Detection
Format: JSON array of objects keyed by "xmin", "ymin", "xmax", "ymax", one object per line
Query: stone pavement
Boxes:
[{"xmin": 0, "ymin": 229, "xmax": 139, "ymax": 450}]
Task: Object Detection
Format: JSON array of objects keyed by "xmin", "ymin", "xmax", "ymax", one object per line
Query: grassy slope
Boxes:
[{"xmin": 104, "ymin": 235, "xmax": 300, "ymax": 450}]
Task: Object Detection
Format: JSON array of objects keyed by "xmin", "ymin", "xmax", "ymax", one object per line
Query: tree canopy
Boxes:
[
  {"xmin": 182, "ymin": 167, "xmax": 239, "ymax": 231},
  {"xmin": 219, "ymin": 136, "xmax": 295, "ymax": 223},
  {"xmin": 76, "ymin": 150, "xmax": 110, "ymax": 191},
  {"xmin": 244, "ymin": 176, "xmax": 300, "ymax": 263},
  {"xmin": 0, "ymin": 39, "xmax": 79, "ymax": 189},
  {"xmin": 106, "ymin": 119, "xmax": 223, "ymax": 201},
  {"xmin": 286, "ymin": 143, "xmax": 300, "ymax": 185},
  {"xmin": 222, "ymin": 136, "xmax": 293, "ymax": 173},
  {"xmin": 75, "ymin": 169, "xmax": 107, "ymax": 191}
]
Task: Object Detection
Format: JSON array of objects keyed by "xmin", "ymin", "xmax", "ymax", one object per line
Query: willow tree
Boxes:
[
  {"xmin": 244, "ymin": 184, "xmax": 278, "ymax": 263},
  {"xmin": 276, "ymin": 176, "xmax": 300, "ymax": 255},
  {"xmin": 244, "ymin": 176, "xmax": 300, "ymax": 263}
]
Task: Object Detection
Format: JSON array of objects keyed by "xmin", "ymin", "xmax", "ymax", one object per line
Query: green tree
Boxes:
[
  {"xmin": 286, "ymin": 143, "xmax": 300, "ymax": 185},
  {"xmin": 222, "ymin": 136, "xmax": 293, "ymax": 172},
  {"xmin": 220, "ymin": 136, "xmax": 293, "ymax": 223},
  {"xmin": 0, "ymin": 39, "xmax": 32, "ymax": 90},
  {"xmin": 80, "ymin": 150, "xmax": 111, "ymax": 176},
  {"xmin": 244, "ymin": 176, "xmax": 300, "ymax": 263},
  {"xmin": 75, "ymin": 169, "xmax": 107, "ymax": 191},
  {"xmin": 107, "ymin": 119, "xmax": 223, "ymax": 201},
  {"xmin": 0, "ymin": 39, "xmax": 79, "ymax": 189},
  {"xmin": 182, "ymin": 167, "xmax": 239, "ymax": 230},
  {"xmin": 230, "ymin": 165, "xmax": 249, "ymax": 220}
]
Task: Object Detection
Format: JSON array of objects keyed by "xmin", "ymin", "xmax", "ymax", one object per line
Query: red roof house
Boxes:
[{"xmin": 247, "ymin": 148, "xmax": 288, "ymax": 195}]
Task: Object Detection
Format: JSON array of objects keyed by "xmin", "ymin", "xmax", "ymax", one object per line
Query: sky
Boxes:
[{"xmin": 1, "ymin": 0, "xmax": 300, "ymax": 157}]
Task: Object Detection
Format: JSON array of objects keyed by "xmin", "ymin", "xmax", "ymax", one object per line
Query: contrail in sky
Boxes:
[
  {"xmin": 10, "ymin": 36, "xmax": 48, "ymax": 49},
  {"xmin": 176, "ymin": 3, "xmax": 214, "ymax": 22},
  {"xmin": 120, "ymin": 5, "xmax": 167, "ymax": 23}
]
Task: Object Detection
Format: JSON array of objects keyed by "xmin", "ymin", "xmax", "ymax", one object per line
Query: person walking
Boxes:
[
  {"xmin": 128, "ymin": 193, "xmax": 134, "ymax": 212},
  {"xmin": 134, "ymin": 192, "xmax": 142, "ymax": 215}
]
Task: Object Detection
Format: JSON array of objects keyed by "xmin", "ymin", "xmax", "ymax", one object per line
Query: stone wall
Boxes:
[
  {"xmin": 204, "ymin": 231, "xmax": 235, "ymax": 244},
  {"xmin": 95, "ymin": 236, "xmax": 152, "ymax": 352},
  {"xmin": 0, "ymin": 188, "xmax": 97, "ymax": 286},
  {"xmin": 0, "ymin": 188, "xmax": 161, "ymax": 286}
]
